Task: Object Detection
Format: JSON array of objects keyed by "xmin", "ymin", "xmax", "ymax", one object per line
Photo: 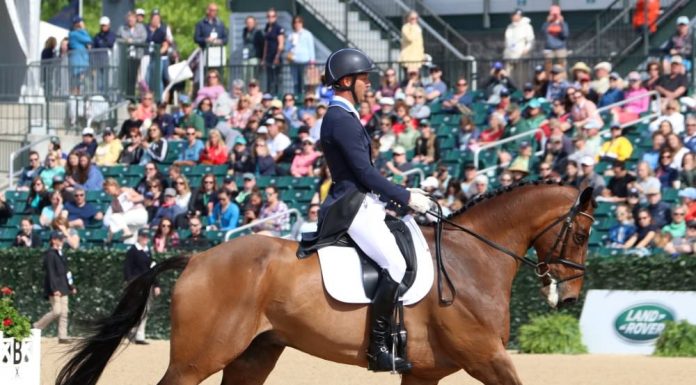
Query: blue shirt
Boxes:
[
  {"xmin": 194, "ymin": 17, "xmax": 228, "ymax": 49},
  {"xmin": 211, "ymin": 202, "xmax": 240, "ymax": 231},
  {"xmin": 287, "ymin": 28, "xmax": 315, "ymax": 63},
  {"xmin": 72, "ymin": 165, "xmax": 105, "ymax": 191},
  {"xmin": 424, "ymin": 80, "xmax": 447, "ymax": 100},
  {"xmin": 608, "ymin": 223, "xmax": 636, "ymax": 245},
  {"xmin": 264, "ymin": 22, "xmax": 285, "ymax": 63},
  {"xmin": 64, "ymin": 201, "xmax": 99, "ymax": 223},
  {"xmin": 599, "ymin": 88, "xmax": 624, "ymax": 108},
  {"xmin": 179, "ymin": 140, "xmax": 205, "ymax": 162}
]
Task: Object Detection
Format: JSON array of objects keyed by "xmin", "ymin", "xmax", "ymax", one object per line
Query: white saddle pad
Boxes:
[{"xmin": 318, "ymin": 216, "xmax": 434, "ymax": 306}]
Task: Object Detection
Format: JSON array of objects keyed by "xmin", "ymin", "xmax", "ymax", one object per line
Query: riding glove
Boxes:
[{"xmin": 408, "ymin": 191, "xmax": 431, "ymax": 213}]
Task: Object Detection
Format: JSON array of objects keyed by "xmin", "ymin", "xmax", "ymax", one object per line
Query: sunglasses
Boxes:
[
  {"xmin": 500, "ymin": 178, "xmax": 512, "ymax": 182},
  {"xmin": 674, "ymin": 212, "xmax": 686, "ymax": 216},
  {"xmin": 161, "ymin": 224, "xmax": 171, "ymax": 228},
  {"xmin": 187, "ymin": 132, "xmax": 197, "ymax": 136},
  {"xmin": 207, "ymin": 75, "xmax": 218, "ymax": 79},
  {"xmin": 176, "ymin": 181, "xmax": 185, "ymax": 185},
  {"xmin": 30, "ymin": 158, "xmax": 39, "ymax": 161},
  {"xmin": 457, "ymin": 83, "xmax": 467, "ymax": 86},
  {"xmin": 639, "ymin": 216, "xmax": 650, "ymax": 220},
  {"xmin": 74, "ymin": 193, "xmax": 84, "ymax": 197},
  {"xmin": 204, "ymin": 180, "xmax": 214, "ymax": 184}
]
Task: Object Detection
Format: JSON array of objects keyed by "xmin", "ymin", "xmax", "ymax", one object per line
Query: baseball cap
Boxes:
[
  {"xmin": 82, "ymin": 127, "xmax": 95, "ymax": 136},
  {"xmin": 523, "ymin": 82, "xmax": 534, "ymax": 91},
  {"xmin": 151, "ymin": 8, "xmax": 160, "ymax": 16},
  {"xmin": 99, "ymin": 16, "xmax": 110, "ymax": 25},
  {"xmin": 678, "ymin": 187, "xmax": 696, "ymax": 200},
  {"xmin": 519, "ymin": 141, "xmax": 531, "ymax": 148},
  {"xmin": 52, "ymin": 175, "xmax": 65, "ymax": 184},
  {"xmin": 164, "ymin": 188, "xmax": 176, "ymax": 197},
  {"xmin": 492, "ymin": 61, "xmax": 504, "ymax": 70},
  {"xmin": 594, "ymin": 62, "xmax": 612, "ymax": 72},
  {"xmin": 392, "ymin": 145, "xmax": 406, "ymax": 155},
  {"xmin": 646, "ymin": 185, "xmax": 661, "ymax": 195},
  {"xmin": 224, "ymin": 175, "xmax": 235, "ymax": 183},
  {"xmin": 500, "ymin": 87, "xmax": 510, "ymax": 97},
  {"xmin": 136, "ymin": 8, "xmax": 145, "ymax": 16},
  {"xmin": 627, "ymin": 71, "xmax": 641, "ymax": 81},
  {"xmin": 50, "ymin": 136, "xmax": 61, "ymax": 145},
  {"xmin": 262, "ymin": 93, "xmax": 273, "ymax": 101},
  {"xmin": 234, "ymin": 136, "xmax": 247, "ymax": 145},
  {"xmin": 138, "ymin": 228, "xmax": 151, "ymax": 237},
  {"xmin": 584, "ymin": 120, "xmax": 603, "ymax": 130},
  {"xmin": 298, "ymin": 126, "xmax": 310, "ymax": 135},
  {"xmin": 270, "ymin": 100, "xmax": 283, "ymax": 110},
  {"xmin": 512, "ymin": 8, "xmax": 523, "ymax": 16},
  {"xmin": 609, "ymin": 72, "xmax": 621, "ymax": 80},
  {"xmin": 419, "ymin": 119, "xmax": 430, "ymax": 126},
  {"xmin": 580, "ymin": 155, "xmax": 595, "ymax": 167},
  {"xmin": 379, "ymin": 97, "xmax": 395, "ymax": 106},
  {"xmin": 534, "ymin": 64, "xmax": 544, "ymax": 73},
  {"xmin": 103, "ymin": 127, "xmax": 114, "ymax": 135},
  {"xmin": 50, "ymin": 231, "xmax": 65, "ymax": 240},
  {"xmin": 528, "ymin": 98, "xmax": 541, "ymax": 109},
  {"xmin": 628, "ymin": 188, "xmax": 640, "ymax": 197},
  {"xmin": 677, "ymin": 16, "xmax": 690, "ymax": 25},
  {"xmin": 264, "ymin": 118, "xmax": 276, "ymax": 126},
  {"xmin": 72, "ymin": 15, "xmax": 83, "ymax": 24},
  {"xmin": 671, "ymin": 55, "xmax": 684, "ymax": 65},
  {"xmin": 257, "ymin": 126, "xmax": 269, "ymax": 134},
  {"xmin": 242, "ymin": 172, "xmax": 256, "ymax": 181},
  {"xmin": 179, "ymin": 94, "xmax": 191, "ymax": 105},
  {"xmin": 550, "ymin": 64, "xmax": 565, "ymax": 74}
]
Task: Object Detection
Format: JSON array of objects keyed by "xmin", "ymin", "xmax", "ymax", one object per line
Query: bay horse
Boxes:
[{"xmin": 57, "ymin": 182, "xmax": 595, "ymax": 385}]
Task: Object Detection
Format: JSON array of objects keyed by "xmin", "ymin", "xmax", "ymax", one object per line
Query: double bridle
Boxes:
[{"xmin": 428, "ymin": 193, "xmax": 595, "ymax": 305}]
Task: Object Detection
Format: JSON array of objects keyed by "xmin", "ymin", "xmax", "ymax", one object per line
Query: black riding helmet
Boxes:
[{"xmin": 324, "ymin": 48, "xmax": 378, "ymax": 102}]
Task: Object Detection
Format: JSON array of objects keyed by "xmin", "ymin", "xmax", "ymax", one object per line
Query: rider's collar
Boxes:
[{"xmin": 330, "ymin": 96, "xmax": 359, "ymax": 118}]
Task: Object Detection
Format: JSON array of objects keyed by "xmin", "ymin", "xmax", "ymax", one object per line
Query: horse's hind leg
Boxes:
[
  {"xmin": 219, "ymin": 333, "xmax": 285, "ymax": 385},
  {"xmin": 461, "ymin": 345, "xmax": 522, "ymax": 385}
]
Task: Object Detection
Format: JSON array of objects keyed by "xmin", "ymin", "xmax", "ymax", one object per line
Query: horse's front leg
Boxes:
[{"xmin": 458, "ymin": 342, "xmax": 523, "ymax": 385}]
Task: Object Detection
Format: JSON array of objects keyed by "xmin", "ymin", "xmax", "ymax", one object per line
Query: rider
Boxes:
[{"xmin": 319, "ymin": 48, "xmax": 432, "ymax": 372}]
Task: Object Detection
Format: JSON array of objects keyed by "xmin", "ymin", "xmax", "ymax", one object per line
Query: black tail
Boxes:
[{"xmin": 55, "ymin": 256, "xmax": 189, "ymax": 385}]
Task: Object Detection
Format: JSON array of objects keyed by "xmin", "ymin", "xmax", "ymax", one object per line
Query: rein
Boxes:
[{"xmin": 427, "ymin": 194, "xmax": 595, "ymax": 305}]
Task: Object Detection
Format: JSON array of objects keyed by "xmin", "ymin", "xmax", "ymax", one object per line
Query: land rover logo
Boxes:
[{"xmin": 614, "ymin": 304, "xmax": 675, "ymax": 342}]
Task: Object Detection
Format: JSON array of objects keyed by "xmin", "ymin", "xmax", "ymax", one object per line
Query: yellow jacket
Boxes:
[
  {"xmin": 598, "ymin": 137, "xmax": 633, "ymax": 161},
  {"xmin": 400, "ymin": 23, "xmax": 424, "ymax": 72},
  {"xmin": 94, "ymin": 139, "xmax": 124, "ymax": 166}
]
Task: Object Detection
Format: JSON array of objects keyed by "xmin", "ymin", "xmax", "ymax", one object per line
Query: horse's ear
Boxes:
[{"xmin": 579, "ymin": 187, "xmax": 595, "ymax": 209}]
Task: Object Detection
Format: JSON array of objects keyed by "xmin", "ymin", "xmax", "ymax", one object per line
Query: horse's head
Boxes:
[{"xmin": 531, "ymin": 186, "xmax": 596, "ymax": 308}]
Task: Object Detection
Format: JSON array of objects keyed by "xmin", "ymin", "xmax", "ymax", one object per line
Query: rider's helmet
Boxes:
[{"xmin": 324, "ymin": 48, "xmax": 378, "ymax": 99}]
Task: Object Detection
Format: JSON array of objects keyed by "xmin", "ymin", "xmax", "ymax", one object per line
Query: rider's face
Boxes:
[{"xmin": 353, "ymin": 73, "xmax": 371, "ymax": 103}]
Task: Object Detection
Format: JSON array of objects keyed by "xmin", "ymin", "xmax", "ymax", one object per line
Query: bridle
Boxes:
[{"xmin": 428, "ymin": 191, "xmax": 595, "ymax": 305}]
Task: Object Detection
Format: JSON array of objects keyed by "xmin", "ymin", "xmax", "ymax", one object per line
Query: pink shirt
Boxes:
[
  {"xmin": 290, "ymin": 150, "xmax": 321, "ymax": 177},
  {"xmin": 571, "ymin": 99, "xmax": 603, "ymax": 126},
  {"xmin": 623, "ymin": 88, "xmax": 650, "ymax": 115},
  {"xmin": 195, "ymin": 85, "xmax": 227, "ymax": 105}
]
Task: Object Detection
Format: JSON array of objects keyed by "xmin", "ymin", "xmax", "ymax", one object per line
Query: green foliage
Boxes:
[
  {"xmin": 0, "ymin": 286, "xmax": 32, "ymax": 340},
  {"xmin": 518, "ymin": 313, "xmax": 587, "ymax": 354},
  {"xmin": 654, "ymin": 321, "xmax": 696, "ymax": 357}
]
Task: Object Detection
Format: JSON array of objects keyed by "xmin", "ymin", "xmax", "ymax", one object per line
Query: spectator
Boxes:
[
  {"xmin": 153, "ymin": 217, "xmax": 180, "ymax": 253},
  {"xmin": 290, "ymin": 139, "xmax": 322, "ymax": 177},
  {"xmin": 516, "ymin": 98, "xmax": 547, "ymax": 138},
  {"xmin": 239, "ymin": 190, "xmax": 261, "ymax": 224},
  {"xmin": 25, "ymin": 177, "xmax": 51, "ymax": 215},
  {"xmin": 538, "ymin": 161, "xmax": 557, "ymax": 181},
  {"xmin": 230, "ymin": 136, "xmax": 253, "ymax": 174},
  {"xmin": 480, "ymin": 112, "xmax": 506, "ymax": 143},
  {"xmin": 50, "ymin": 215, "xmax": 80, "ymax": 250},
  {"xmin": 643, "ymin": 132, "xmax": 667, "ymax": 169},
  {"xmin": 650, "ymin": 99, "xmax": 685, "ymax": 134},
  {"xmin": 119, "ymin": 129, "xmax": 145, "ymax": 165},
  {"xmin": 384, "ymin": 145, "xmax": 413, "ymax": 178},
  {"xmin": 679, "ymin": 152, "xmax": 696, "ymax": 188},
  {"xmin": 412, "ymin": 120, "xmax": 439, "ymax": 164},
  {"xmin": 680, "ymin": 187, "xmax": 696, "ymax": 221},
  {"xmin": 395, "ymin": 113, "xmax": 419, "ymax": 152},
  {"xmin": 293, "ymin": 204, "xmax": 319, "ymax": 241},
  {"xmin": 614, "ymin": 71, "xmax": 650, "ymax": 124},
  {"xmin": 399, "ymin": 11, "xmax": 424, "ymax": 74},
  {"xmin": 52, "ymin": 175, "xmax": 73, "ymax": 204},
  {"xmin": 635, "ymin": 161, "xmax": 662, "ymax": 198},
  {"xmin": 117, "ymin": 10, "xmax": 147, "ymax": 44},
  {"xmin": 173, "ymin": 127, "xmax": 204, "ymax": 167},
  {"xmin": 254, "ymin": 186, "xmax": 288, "ymax": 236},
  {"xmin": 189, "ymin": 173, "xmax": 218, "ymax": 217},
  {"xmin": 683, "ymin": 115, "xmax": 696, "ymax": 151},
  {"xmin": 633, "ymin": 0, "xmax": 660, "ymax": 34},
  {"xmin": 64, "ymin": 188, "xmax": 103, "ymax": 228},
  {"xmin": 499, "ymin": 171, "xmax": 514, "ymax": 188},
  {"xmin": 598, "ymin": 125, "xmax": 634, "ymax": 162},
  {"xmin": 210, "ymin": 189, "xmax": 240, "ymax": 231},
  {"xmin": 598, "ymin": 72, "xmax": 625, "ymax": 108},
  {"xmin": 195, "ymin": 69, "xmax": 227, "ymax": 106},
  {"xmin": 591, "ymin": 62, "xmax": 612, "ymax": 96},
  {"xmin": 251, "ymin": 136, "xmax": 275, "ymax": 176},
  {"xmin": 484, "ymin": 62, "xmax": 517, "ymax": 99},
  {"xmin": 143, "ymin": 179, "xmax": 164, "ymax": 220},
  {"xmin": 142, "ymin": 122, "xmax": 168, "ymax": 164},
  {"xmin": 230, "ymin": 95, "xmax": 254, "ymax": 129},
  {"xmin": 655, "ymin": 149, "xmax": 679, "ymax": 189},
  {"xmin": 94, "ymin": 128, "xmax": 123, "ymax": 166},
  {"xmin": 194, "ymin": 2, "xmax": 228, "ymax": 50},
  {"xmin": 376, "ymin": 68, "xmax": 401, "ymax": 99},
  {"xmin": 578, "ymin": 156, "xmax": 605, "ymax": 197},
  {"xmin": 664, "ymin": 219, "xmax": 696, "ymax": 255},
  {"xmin": 563, "ymin": 159, "xmax": 581, "ymax": 186},
  {"xmin": 424, "ymin": 66, "xmax": 447, "ymax": 102},
  {"xmin": 13, "ymin": 217, "xmax": 42, "ymax": 248},
  {"xmin": 645, "ymin": 186, "xmax": 672, "ymax": 228},
  {"xmin": 545, "ymin": 65, "xmax": 569, "ymax": 102},
  {"xmin": 543, "ymin": 135, "xmax": 570, "ymax": 175},
  {"xmin": 103, "ymin": 178, "xmax": 148, "ymax": 243},
  {"xmin": 442, "ymin": 78, "xmax": 473, "ymax": 113},
  {"xmin": 40, "ymin": 153, "xmax": 65, "ymax": 189},
  {"xmin": 578, "ymin": 74, "xmax": 600, "ymax": 105},
  {"xmin": 199, "ymin": 129, "xmax": 228, "ymax": 165},
  {"xmin": 503, "ymin": 9, "xmax": 534, "ymax": 81},
  {"xmin": 571, "ymin": 90, "xmax": 603, "ymax": 131},
  {"xmin": 134, "ymin": 92, "xmax": 156, "ymax": 122},
  {"xmin": 33, "ymin": 231, "xmax": 75, "ymax": 344},
  {"xmin": 170, "ymin": 176, "xmax": 192, "ymax": 212},
  {"xmin": 541, "ymin": 5, "xmax": 569, "ymax": 71},
  {"xmin": 67, "ymin": 152, "xmax": 104, "ymax": 191},
  {"xmin": 41, "ymin": 36, "xmax": 57, "ymax": 60},
  {"xmin": 145, "ymin": 9, "xmax": 171, "ymax": 96},
  {"xmin": 601, "ymin": 160, "xmax": 636, "ymax": 202},
  {"xmin": 367, "ymin": 97, "xmax": 397, "ymax": 136},
  {"xmin": 645, "ymin": 61, "xmax": 661, "ymax": 90},
  {"xmin": 667, "ymin": 133, "xmax": 689, "ymax": 170},
  {"xmin": 18, "ymin": 151, "xmax": 44, "ymax": 190},
  {"xmin": 196, "ymin": 97, "xmax": 218, "ymax": 130},
  {"xmin": 118, "ymin": 104, "xmax": 144, "ymax": 139},
  {"xmin": 40, "ymin": 191, "xmax": 66, "ymax": 228},
  {"xmin": 180, "ymin": 215, "xmax": 209, "ymax": 250},
  {"xmin": 655, "ymin": 56, "xmax": 689, "ymax": 106},
  {"xmin": 135, "ymin": 8, "xmax": 146, "ymax": 24},
  {"xmin": 286, "ymin": 15, "xmax": 315, "ymax": 95},
  {"xmin": 123, "ymin": 228, "xmax": 161, "ymax": 344},
  {"xmin": 72, "ymin": 127, "xmax": 98, "ymax": 157},
  {"xmin": 663, "ymin": 17, "xmax": 692, "ymax": 71},
  {"xmin": 242, "ymin": 16, "xmax": 264, "ymax": 80},
  {"xmin": 263, "ymin": 8, "xmax": 285, "ymax": 95},
  {"xmin": 622, "ymin": 208, "xmax": 658, "ymax": 251},
  {"xmin": 468, "ymin": 174, "xmax": 490, "ymax": 198},
  {"xmin": 401, "ymin": 69, "xmax": 423, "ymax": 99},
  {"xmin": 68, "ymin": 16, "xmax": 91, "ymax": 93},
  {"xmin": 93, "ymin": 15, "xmax": 116, "ymax": 55},
  {"xmin": 663, "ymin": 204, "xmax": 687, "ymax": 239},
  {"xmin": 265, "ymin": 118, "xmax": 291, "ymax": 161},
  {"xmin": 410, "ymin": 89, "xmax": 431, "ymax": 120},
  {"xmin": 607, "ymin": 204, "xmax": 637, "ymax": 248},
  {"xmin": 508, "ymin": 141, "xmax": 535, "ymax": 174}
]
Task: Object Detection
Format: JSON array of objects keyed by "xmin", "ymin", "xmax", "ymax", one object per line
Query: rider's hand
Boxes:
[
  {"xmin": 407, "ymin": 187, "xmax": 429, "ymax": 196},
  {"xmin": 408, "ymin": 191, "xmax": 431, "ymax": 214}
]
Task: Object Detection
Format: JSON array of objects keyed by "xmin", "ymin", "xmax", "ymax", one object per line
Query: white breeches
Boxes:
[{"xmin": 347, "ymin": 193, "xmax": 406, "ymax": 282}]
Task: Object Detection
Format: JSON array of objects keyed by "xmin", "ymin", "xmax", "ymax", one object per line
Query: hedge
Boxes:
[{"xmin": 2, "ymin": 248, "xmax": 696, "ymax": 345}]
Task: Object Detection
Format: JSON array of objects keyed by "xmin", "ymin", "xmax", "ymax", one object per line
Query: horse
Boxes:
[{"xmin": 56, "ymin": 182, "xmax": 595, "ymax": 385}]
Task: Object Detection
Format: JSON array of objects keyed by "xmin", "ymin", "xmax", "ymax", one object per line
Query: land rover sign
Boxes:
[
  {"xmin": 614, "ymin": 304, "xmax": 674, "ymax": 342},
  {"xmin": 580, "ymin": 290, "xmax": 696, "ymax": 354}
]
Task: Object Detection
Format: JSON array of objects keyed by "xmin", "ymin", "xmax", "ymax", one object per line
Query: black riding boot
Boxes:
[{"xmin": 367, "ymin": 270, "xmax": 412, "ymax": 373}]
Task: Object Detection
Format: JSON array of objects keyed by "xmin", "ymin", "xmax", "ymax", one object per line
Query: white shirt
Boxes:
[
  {"xmin": 267, "ymin": 132, "xmax": 291, "ymax": 158},
  {"xmin": 649, "ymin": 113, "xmax": 685, "ymax": 134}
]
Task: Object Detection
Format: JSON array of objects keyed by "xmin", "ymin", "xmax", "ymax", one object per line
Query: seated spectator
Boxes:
[
  {"xmin": 253, "ymin": 186, "xmax": 288, "ymax": 236},
  {"xmin": 103, "ymin": 178, "xmax": 148, "ymax": 244},
  {"xmin": 591, "ymin": 61, "xmax": 611, "ymax": 95},
  {"xmin": 412, "ymin": 120, "xmax": 439, "ymax": 164},
  {"xmin": 376, "ymin": 68, "xmax": 401, "ymax": 99},
  {"xmin": 174, "ymin": 95, "xmax": 206, "ymax": 138},
  {"xmin": 366, "ymin": 97, "xmax": 397, "ymax": 136},
  {"xmin": 151, "ymin": 188, "xmax": 185, "ymax": 227},
  {"xmin": 683, "ymin": 115, "xmax": 696, "ymax": 152},
  {"xmin": 199, "ymin": 129, "xmax": 228, "ymax": 165},
  {"xmin": 614, "ymin": 71, "xmax": 650, "ymax": 124},
  {"xmin": 142, "ymin": 122, "xmax": 168, "ymax": 164},
  {"xmin": 391, "ymin": 101, "xmax": 412, "ymax": 135},
  {"xmin": 655, "ymin": 55, "xmax": 688, "ymax": 107},
  {"xmin": 118, "ymin": 103, "xmax": 143, "ymax": 139},
  {"xmin": 666, "ymin": 133, "xmax": 690, "ymax": 170},
  {"xmin": 479, "ymin": 113, "xmax": 506, "ymax": 143},
  {"xmin": 40, "ymin": 191, "xmax": 66, "ymax": 228},
  {"xmin": 602, "ymin": 160, "xmax": 636, "ymax": 202},
  {"xmin": 134, "ymin": 92, "xmax": 156, "ymax": 121},
  {"xmin": 645, "ymin": 61, "xmax": 661, "ymax": 90},
  {"xmin": 442, "ymin": 77, "xmax": 473, "ymax": 112},
  {"xmin": 253, "ymin": 138, "xmax": 276, "ymax": 176},
  {"xmin": 174, "ymin": 127, "xmax": 205, "ymax": 166},
  {"xmin": 634, "ymin": 161, "xmax": 662, "ymax": 198},
  {"xmin": 64, "ymin": 188, "xmax": 103, "ymax": 228},
  {"xmin": 231, "ymin": 95, "xmax": 253, "ymax": 129},
  {"xmin": 66, "ymin": 152, "xmax": 104, "ymax": 191},
  {"xmin": 622, "ymin": 208, "xmax": 658, "ymax": 250},
  {"xmin": 94, "ymin": 128, "xmax": 123, "ymax": 166},
  {"xmin": 119, "ymin": 129, "xmax": 145, "ymax": 165},
  {"xmin": 25, "ymin": 177, "xmax": 51, "ymax": 214},
  {"xmin": 679, "ymin": 152, "xmax": 696, "ymax": 188},
  {"xmin": 598, "ymin": 72, "xmax": 624, "ymax": 108},
  {"xmin": 514, "ymin": 98, "xmax": 547, "ymax": 138},
  {"xmin": 650, "ymin": 99, "xmax": 685, "ymax": 134},
  {"xmin": 582, "ymin": 120, "xmax": 604, "ymax": 158},
  {"xmin": 173, "ymin": 176, "xmax": 192, "ymax": 211},
  {"xmin": 499, "ymin": 170, "xmax": 514, "ymax": 188},
  {"xmin": 571, "ymin": 90, "xmax": 603, "ymax": 131},
  {"xmin": 72, "ymin": 127, "xmax": 98, "ymax": 157},
  {"xmin": 642, "ymin": 132, "xmax": 666, "ymax": 170},
  {"xmin": 598, "ymin": 125, "xmax": 633, "ymax": 162},
  {"xmin": 265, "ymin": 118, "xmax": 291, "ymax": 162},
  {"xmin": 153, "ymin": 217, "xmax": 179, "ymax": 253},
  {"xmin": 537, "ymin": 161, "xmax": 558, "ymax": 181},
  {"xmin": 578, "ymin": 156, "xmax": 605, "ymax": 197},
  {"xmin": 230, "ymin": 137, "xmax": 253, "ymax": 174},
  {"xmin": 50, "ymin": 215, "xmax": 80, "ymax": 250},
  {"xmin": 209, "ymin": 189, "xmax": 240, "ymax": 232},
  {"xmin": 655, "ymin": 150, "xmax": 679, "ymax": 189},
  {"xmin": 17, "ymin": 150, "xmax": 44, "ymax": 190},
  {"xmin": 645, "ymin": 186, "xmax": 672, "ymax": 228},
  {"xmin": 424, "ymin": 66, "xmax": 447, "ymax": 102},
  {"xmin": 607, "ymin": 204, "xmax": 636, "ymax": 248},
  {"xmin": 154, "ymin": 102, "xmax": 176, "ymax": 138},
  {"xmin": 39, "ymin": 153, "xmax": 65, "ymax": 190},
  {"xmin": 189, "ymin": 173, "xmax": 218, "ymax": 218},
  {"xmin": 196, "ymin": 97, "xmax": 218, "ymax": 130},
  {"xmin": 290, "ymin": 139, "xmax": 322, "ymax": 177},
  {"xmin": 376, "ymin": 116, "xmax": 397, "ymax": 153},
  {"xmin": 195, "ymin": 69, "xmax": 227, "ymax": 105},
  {"xmin": 410, "ymin": 89, "xmax": 431, "ymax": 120},
  {"xmin": 562, "ymin": 160, "xmax": 581, "ymax": 187},
  {"xmin": 467, "ymin": 174, "xmax": 490, "ymax": 198},
  {"xmin": 664, "ymin": 219, "xmax": 696, "ymax": 256},
  {"xmin": 292, "ymin": 204, "xmax": 320, "ymax": 241},
  {"xmin": 384, "ymin": 145, "xmax": 413, "ymax": 178},
  {"xmin": 13, "ymin": 217, "xmax": 42, "ymax": 248},
  {"xmin": 242, "ymin": 191, "xmax": 264, "ymax": 225},
  {"xmin": 135, "ymin": 161, "xmax": 167, "ymax": 195},
  {"xmin": 359, "ymin": 101, "xmax": 373, "ymax": 126},
  {"xmin": 483, "ymin": 62, "xmax": 517, "ymax": 99},
  {"xmin": 678, "ymin": 187, "xmax": 696, "ymax": 221},
  {"xmin": 545, "ymin": 65, "xmax": 569, "ymax": 102},
  {"xmin": 181, "ymin": 215, "xmax": 210, "ymax": 250},
  {"xmin": 143, "ymin": 179, "xmax": 164, "ymax": 220},
  {"xmin": 662, "ymin": 204, "xmax": 687, "ymax": 239},
  {"xmin": 508, "ymin": 141, "xmax": 535, "ymax": 174},
  {"xmin": 541, "ymin": 134, "xmax": 569, "ymax": 175},
  {"xmin": 457, "ymin": 116, "xmax": 480, "ymax": 151}
]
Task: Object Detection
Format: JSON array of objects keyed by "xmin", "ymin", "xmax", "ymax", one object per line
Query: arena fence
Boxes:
[{"xmin": 1, "ymin": 248, "xmax": 693, "ymax": 346}]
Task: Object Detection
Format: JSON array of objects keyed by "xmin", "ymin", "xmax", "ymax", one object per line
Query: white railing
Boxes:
[
  {"xmin": 224, "ymin": 208, "xmax": 301, "ymax": 241},
  {"xmin": 473, "ymin": 129, "xmax": 546, "ymax": 171},
  {"xmin": 85, "ymin": 100, "xmax": 130, "ymax": 131},
  {"xmin": 595, "ymin": 90, "xmax": 661, "ymax": 135},
  {"xmin": 388, "ymin": 167, "xmax": 426, "ymax": 184},
  {"xmin": 8, "ymin": 136, "xmax": 57, "ymax": 190}
]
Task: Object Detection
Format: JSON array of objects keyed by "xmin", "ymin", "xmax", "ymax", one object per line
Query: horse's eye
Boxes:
[{"xmin": 574, "ymin": 233, "xmax": 587, "ymax": 244}]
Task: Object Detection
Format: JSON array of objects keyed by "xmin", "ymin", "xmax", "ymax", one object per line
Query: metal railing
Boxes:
[
  {"xmin": 473, "ymin": 129, "xmax": 546, "ymax": 172},
  {"xmin": 224, "ymin": 208, "xmax": 301, "ymax": 241},
  {"xmin": 294, "ymin": 0, "xmax": 358, "ymax": 49},
  {"xmin": 8, "ymin": 135, "xmax": 57, "ymax": 190},
  {"xmin": 85, "ymin": 100, "xmax": 130, "ymax": 133},
  {"xmin": 388, "ymin": 167, "xmax": 425, "ymax": 186},
  {"xmin": 596, "ymin": 90, "xmax": 661, "ymax": 134}
]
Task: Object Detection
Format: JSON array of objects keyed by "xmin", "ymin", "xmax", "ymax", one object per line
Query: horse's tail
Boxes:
[{"xmin": 55, "ymin": 256, "xmax": 190, "ymax": 385}]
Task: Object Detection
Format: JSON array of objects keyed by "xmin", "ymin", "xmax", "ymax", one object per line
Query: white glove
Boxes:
[{"xmin": 408, "ymin": 191, "xmax": 432, "ymax": 214}]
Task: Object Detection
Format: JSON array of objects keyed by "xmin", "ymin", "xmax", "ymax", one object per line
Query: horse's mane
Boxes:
[{"xmin": 448, "ymin": 179, "xmax": 570, "ymax": 219}]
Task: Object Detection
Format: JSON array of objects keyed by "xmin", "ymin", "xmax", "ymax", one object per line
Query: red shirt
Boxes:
[{"xmin": 199, "ymin": 144, "xmax": 229, "ymax": 165}]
